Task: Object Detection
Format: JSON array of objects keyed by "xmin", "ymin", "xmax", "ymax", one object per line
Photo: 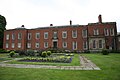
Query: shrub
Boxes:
[
  {"xmin": 36, "ymin": 50, "xmax": 42, "ymax": 56},
  {"xmin": 41, "ymin": 51, "xmax": 47, "ymax": 57},
  {"xmin": 0, "ymin": 49, "xmax": 10, "ymax": 53},
  {"xmin": 27, "ymin": 50, "xmax": 35, "ymax": 56},
  {"xmin": 9, "ymin": 51, "xmax": 15, "ymax": 57},
  {"xmin": 47, "ymin": 51, "xmax": 52, "ymax": 56},
  {"xmin": 18, "ymin": 50, "xmax": 26, "ymax": 56},
  {"xmin": 102, "ymin": 49, "xmax": 109, "ymax": 55}
]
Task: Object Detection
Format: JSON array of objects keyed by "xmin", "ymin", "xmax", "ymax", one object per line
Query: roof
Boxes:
[{"xmin": 32, "ymin": 24, "xmax": 86, "ymax": 30}]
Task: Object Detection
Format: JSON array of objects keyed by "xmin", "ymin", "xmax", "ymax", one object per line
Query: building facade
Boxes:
[{"xmin": 3, "ymin": 15, "xmax": 118, "ymax": 52}]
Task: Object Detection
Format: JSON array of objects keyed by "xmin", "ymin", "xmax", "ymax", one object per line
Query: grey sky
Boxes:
[{"xmin": 0, "ymin": 0, "xmax": 120, "ymax": 32}]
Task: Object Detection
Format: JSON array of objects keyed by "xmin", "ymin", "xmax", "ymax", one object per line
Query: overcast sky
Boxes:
[{"xmin": 0, "ymin": 0, "xmax": 120, "ymax": 32}]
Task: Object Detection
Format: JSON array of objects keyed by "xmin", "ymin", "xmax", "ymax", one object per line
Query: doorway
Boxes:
[{"xmin": 53, "ymin": 41, "xmax": 57, "ymax": 48}]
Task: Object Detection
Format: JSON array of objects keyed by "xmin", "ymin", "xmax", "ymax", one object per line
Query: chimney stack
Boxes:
[
  {"xmin": 98, "ymin": 14, "xmax": 102, "ymax": 23},
  {"xmin": 70, "ymin": 20, "xmax": 72, "ymax": 25},
  {"xmin": 21, "ymin": 25, "xmax": 24, "ymax": 27},
  {"xmin": 50, "ymin": 24, "xmax": 53, "ymax": 26}
]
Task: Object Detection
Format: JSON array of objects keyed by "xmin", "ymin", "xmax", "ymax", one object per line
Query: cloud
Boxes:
[{"xmin": 0, "ymin": 0, "xmax": 120, "ymax": 32}]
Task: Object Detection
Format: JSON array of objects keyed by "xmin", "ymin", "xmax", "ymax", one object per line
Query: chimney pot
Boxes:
[
  {"xmin": 50, "ymin": 24, "xmax": 53, "ymax": 26},
  {"xmin": 70, "ymin": 20, "xmax": 72, "ymax": 25},
  {"xmin": 98, "ymin": 14, "xmax": 102, "ymax": 23},
  {"xmin": 21, "ymin": 25, "xmax": 24, "ymax": 27}
]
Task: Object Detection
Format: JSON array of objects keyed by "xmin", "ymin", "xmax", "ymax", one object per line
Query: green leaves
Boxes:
[{"xmin": 0, "ymin": 15, "xmax": 6, "ymax": 48}]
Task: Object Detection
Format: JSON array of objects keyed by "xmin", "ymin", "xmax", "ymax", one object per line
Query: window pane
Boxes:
[
  {"xmin": 99, "ymin": 40, "xmax": 102, "ymax": 48},
  {"xmin": 44, "ymin": 32, "xmax": 48, "ymax": 39},
  {"xmin": 35, "ymin": 42, "xmax": 39, "ymax": 48},
  {"xmin": 6, "ymin": 34, "xmax": 9, "ymax": 40},
  {"xmin": 12, "ymin": 34, "xmax": 15, "ymax": 40},
  {"xmin": 93, "ymin": 40, "xmax": 96, "ymax": 48},
  {"xmin": 36, "ymin": 33, "xmax": 40, "ymax": 39},
  {"xmin": 12, "ymin": 43, "xmax": 15, "ymax": 48},
  {"xmin": 28, "ymin": 33, "xmax": 31, "ymax": 40},
  {"xmin": 6, "ymin": 43, "xmax": 9, "ymax": 48},
  {"xmin": 62, "ymin": 31, "xmax": 67, "ymax": 38},
  {"xmin": 18, "ymin": 33, "xmax": 22, "ymax": 39},
  {"xmin": 72, "ymin": 30, "xmax": 77, "ymax": 38}
]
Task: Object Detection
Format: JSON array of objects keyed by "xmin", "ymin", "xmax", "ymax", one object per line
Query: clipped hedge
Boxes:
[
  {"xmin": 9, "ymin": 51, "xmax": 15, "ymax": 57},
  {"xmin": 101, "ymin": 49, "xmax": 109, "ymax": 55}
]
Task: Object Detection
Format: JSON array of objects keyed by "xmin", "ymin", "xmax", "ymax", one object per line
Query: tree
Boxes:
[{"xmin": 0, "ymin": 15, "xmax": 7, "ymax": 48}]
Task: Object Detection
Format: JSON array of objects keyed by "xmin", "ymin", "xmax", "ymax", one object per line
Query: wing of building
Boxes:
[{"xmin": 3, "ymin": 15, "xmax": 120, "ymax": 52}]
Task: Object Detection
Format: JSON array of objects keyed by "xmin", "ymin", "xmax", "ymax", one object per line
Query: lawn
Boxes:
[
  {"xmin": 0, "ymin": 53, "xmax": 12, "ymax": 62},
  {"xmin": 0, "ymin": 53, "xmax": 120, "ymax": 80}
]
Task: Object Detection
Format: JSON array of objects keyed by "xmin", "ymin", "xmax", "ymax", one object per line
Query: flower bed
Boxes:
[{"xmin": 19, "ymin": 55, "xmax": 73, "ymax": 63}]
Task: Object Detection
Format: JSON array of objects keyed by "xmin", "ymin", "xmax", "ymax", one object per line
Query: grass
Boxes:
[
  {"xmin": 7, "ymin": 54, "xmax": 80, "ymax": 66},
  {"xmin": 0, "ymin": 53, "xmax": 120, "ymax": 80},
  {"xmin": 0, "ymin": 53, "xmax": 12, "ymax": 62}
]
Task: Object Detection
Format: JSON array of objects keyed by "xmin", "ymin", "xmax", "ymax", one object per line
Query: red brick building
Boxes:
[{"xmin": 3, "ymin": 15, "xmax": 118, "ymax": 52}]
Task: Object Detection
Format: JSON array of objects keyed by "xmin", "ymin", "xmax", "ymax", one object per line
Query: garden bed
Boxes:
[{"xmin": 19, "ymin": 55, "xmax": 73, "ymax": 63}]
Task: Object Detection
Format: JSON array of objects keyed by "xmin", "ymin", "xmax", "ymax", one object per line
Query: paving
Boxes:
[{"xmin": 0, "ymin": 55, "xmax": 101, "ymax": 70}]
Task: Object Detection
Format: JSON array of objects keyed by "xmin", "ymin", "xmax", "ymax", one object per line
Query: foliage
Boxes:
[
  {"xmin": 9, "ymin": 51, "xmax": 15, "ymax": 57},
  {"xmin": 0, "ymin": 15, "xmax": 7, "ymax": 48},
  {"xmin": 46, "ymin": 51, "xmax": 52, "ymax": 56},
  {"xmin": 18, "ymin": 50, "xmax": 26, "ymax": 56},
  {"xmin": 101, "ymin": 49, "xmax": 109, "ymax": 55},
  {"xmin": 20, "ymin": 55, "xmax": 72, "ymax": 63},
  {"xmin": 41, "ymin": 51, "xmax": 47, "ymax": 57},
  {"xmin": 26, "ymin": 50, "xmax": 35, "ymax": 56},
  {"xmin": 0, "ymin": 49, "xmax": 10, "ymax": 53},
  {"xmin": 37, "ymin": 50, "xmax": 42, "ymax": 56}
]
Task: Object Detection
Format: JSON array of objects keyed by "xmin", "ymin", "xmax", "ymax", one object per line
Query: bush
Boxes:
[
  {"xmin": 41, "ymin": 51, "xmax": 47, "ymax": 57},
  {"xmin": 26, "ymin": 50, "xmax": 35, "ymax": 56},
  {"xmin": 0, "ymin": 49, "xmax": 10, "ymax": 53},
  {"xmin": 9, "ymin": 51, "xmax": 15, "ymax": 57},
  {"xmin": 18, "ymin": 50, "xmax": 26, "ymax": 56},
  {"xmin": 47, "ymin": 51, "xmax": 52, "ymax": 56},
  {"xmin": 36, "ymin": 50, "xmax": 42, "ymax": 56},
  {"xmin": 102, "ymin": 49, "xmax": 109, "ymax": 55}
]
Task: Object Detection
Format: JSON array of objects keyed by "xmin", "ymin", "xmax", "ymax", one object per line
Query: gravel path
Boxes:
[{"xmin": 0, "ymin": 55, "xmax": 101, "ymax": 70}]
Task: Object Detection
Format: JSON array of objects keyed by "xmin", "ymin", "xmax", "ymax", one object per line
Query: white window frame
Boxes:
[
  {"xmin": 44, "ymin": 42, "xmax": 48, "ymax": 48},
  {"xmin": 83, "ymin": 41, "xmax": 87, "ymax": 49},
  {"xmin": 18, "ymin": 43, "xmax": 21, "ymax": 48},
  {"xmin": 82, "ymin": 29, "xmax": 87, "ymax": 38},
  {"xmin": 62, "ymin": 42, "xmax": 67, "ymax": 48},
  {"xmin": 6, "ymin": 34, "xmax": 9, "ymax": 40},
  {"xmin": 12, "ymin": 43, "xmax": 15, "ymax": 48},
  {"xmin": 110, "ymin": 28, "xmax": 114, "ymax": 36},
  {"xmin": 28, "ymin": 33, "xmax": 31, "ymax": 40},
  {"xmin": 44, "ymin": 32, "xmax": 48, "ymax": 39},
  {"xmin": 36, "ymin": 33, "xmax": 40, "ymax": 39},
  {"xmin": 72, "ymin": 30, "xmax": 77, "ymax": 38},
  {"xmin": 94, "ymin": 29, "xmax": 99, "ymax": 35},
  {"xmin": 104, "ymin": 28, "xmax": 109, "ymax": 36},
  {"xmin": 62, "ymin": 31, "xmax": 67, "ymax": 38},
  {"xmin": 53, "ymin": 32, "xmax": 57, "ymax": 39},
  {"xmin": 6, "ymin": 43, "xmax": 9, "ymax": 48},
  {"xmin": 35, "ymin": 42, "xmax": 39, "ymax": 48},
  {"xmin": 27, "ymin": 43, "xmax": 31, "ymax": 48},
  {"xmin": 18, "ymin": 33, "xmax": 22, "ymax": 40},
  {"xmin": 12, "ymin": 33, "xmax": 15, "ymax": 40},
  {"xmin": 72, "ymin": 41, "xmax": 77, "ymax": 50}
]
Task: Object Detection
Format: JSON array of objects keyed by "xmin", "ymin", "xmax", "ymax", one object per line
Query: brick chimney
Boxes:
[
  {"xmin": 50, "ymin": 24, "xmax": 53, "ymax": 26},
  {"xmin": 98, "ymin": 14, "xmax": 102, "ymax": 23},
  {"xmin": 70, "ymin": 20, "xmax": 72, "ymax": 25}
]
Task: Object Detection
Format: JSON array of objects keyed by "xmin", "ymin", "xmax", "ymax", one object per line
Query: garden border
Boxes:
[{"xmin": 0, "ymin": 55, "xmax": 100, "ymax": 70}]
